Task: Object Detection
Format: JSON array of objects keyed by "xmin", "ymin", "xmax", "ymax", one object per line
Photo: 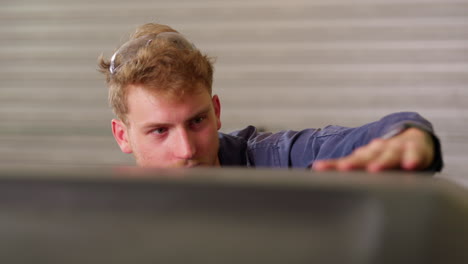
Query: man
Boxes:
[{"xmin": 99, "ymin": 23, "xmax": 443, "ymax": 172}]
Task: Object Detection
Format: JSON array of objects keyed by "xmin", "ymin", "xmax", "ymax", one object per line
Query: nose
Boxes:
[{"xmin": 173, "ymin": 128, "xmax": 196, "ymax": 160}]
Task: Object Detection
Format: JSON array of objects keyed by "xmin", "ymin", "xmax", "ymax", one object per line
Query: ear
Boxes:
[
  {"xmin": 212, "ymin": 94, "xmax": 222, "ymax": 130},
  {"xmin": 111, "ymin": 119, "xmax": 133, "ymax": 154}
]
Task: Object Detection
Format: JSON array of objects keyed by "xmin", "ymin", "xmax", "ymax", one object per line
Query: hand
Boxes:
[{"xmin": 312, "ymin": 128, "xmax": 435, "ymax": 172}]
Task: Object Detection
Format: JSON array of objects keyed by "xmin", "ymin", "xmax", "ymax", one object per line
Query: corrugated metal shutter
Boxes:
[{"xmin": 1, "ymin": 0, "xmax": 467, "ymax": 184}]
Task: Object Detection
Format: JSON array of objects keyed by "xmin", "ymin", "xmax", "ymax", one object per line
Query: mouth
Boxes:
[
  {"xmin": 167, "ymin": 160, "xmax": 203, "ymax": 168},
  {"xmin": 184, "ymin": 162, "xmax": 201, "ymax": 168},
  {"xmin": 174, "ymin": 160, "xmax": 202, "ymax": 168}
]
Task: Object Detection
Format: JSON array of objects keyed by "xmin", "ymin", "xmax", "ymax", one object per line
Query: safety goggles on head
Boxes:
[{"xmin": 109, "ymin": 32, "xmax": 196, "ymax": 75}]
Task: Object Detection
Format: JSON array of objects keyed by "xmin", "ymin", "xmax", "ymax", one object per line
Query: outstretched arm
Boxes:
[{"xmin": 312, "ymin": 127, "xmax": 436, "ymax": 172}]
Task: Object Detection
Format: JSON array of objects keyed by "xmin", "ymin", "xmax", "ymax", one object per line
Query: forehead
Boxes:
[{"xmin": 125, "ymin": 84, "xmax": 212, "ymax": 125}]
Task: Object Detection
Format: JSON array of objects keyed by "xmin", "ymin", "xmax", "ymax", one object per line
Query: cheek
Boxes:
[
  {"xmin": 132, "ymin": 134, "xmax": 166, "ymax": 160},
  {"xmin": 197, "ymin": 126, "xmax": 219, "ymax": 151}
]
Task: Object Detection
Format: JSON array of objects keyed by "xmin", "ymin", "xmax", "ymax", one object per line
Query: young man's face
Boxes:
[{"xmin": 112, "ymin": 85, "xmax": 222, "ymax": 168}]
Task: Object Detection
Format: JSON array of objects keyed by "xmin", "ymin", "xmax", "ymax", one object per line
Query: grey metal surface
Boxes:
[{"xmin": 0, "ymin": 167, "xmax": 466, "ymax": 263}]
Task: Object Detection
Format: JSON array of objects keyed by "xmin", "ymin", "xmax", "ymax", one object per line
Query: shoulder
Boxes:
[
  {"xmin": 217, "ymin": 127, "xmax": 254, "ymax": 166},
  {"xmin": 219, "ymin": 126, "xmax": 289, "ymax": 166},
  {"xmin": 224, "ymin": 126, "xmax": 321, "ymax": 167},
  {"xmin": 227, "ymin": 125, "xmax": 312, "ymax": 147},
  {"xmin": 226, "ymin": 125, "xmax": 259, "ymax": 140}
]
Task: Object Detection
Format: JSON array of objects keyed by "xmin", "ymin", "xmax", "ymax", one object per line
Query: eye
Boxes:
[
  {"xmin": 189, "ymin": 116, "xmax": 206, "ymax": 129},
  {"xmin": 192, "ymin": 116, "xmax": 205, "ymax": 124},
  {"xmin": 152, "ymin": 127, "xmax": 168, "ymax": 135}
]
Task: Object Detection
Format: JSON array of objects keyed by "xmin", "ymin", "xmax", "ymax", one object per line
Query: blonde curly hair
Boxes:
[{"xmin": 98, "ymin": 23, "xmax": 215, "ymax": 124}]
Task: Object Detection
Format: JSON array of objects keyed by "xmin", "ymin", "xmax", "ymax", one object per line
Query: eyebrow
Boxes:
[{"xmin": 141, "ymin": 106, "xmax": 212, "ymax": 130}]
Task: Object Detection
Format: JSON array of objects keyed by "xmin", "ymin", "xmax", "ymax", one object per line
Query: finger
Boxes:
[
  {"xmin": 401, "ymin": 141, "xmax": 425, "ymax": 170},
  {"xmin": 335, "ymin": 139, "xmax": 385, "ymax": 171},
  {"xmin": 312, "ymin": 160, "xmax": 339, "ymax": 171},
  {"xmin": 389, "ymin": 127, "xmax": 434, "ymax": 170},
  {"xmin": 336, "ymin": 150, "xmax": 375, "ymax": 171},
  {"xmin": 367, "ymin": 142, "xmax": 403, "ymax": 172}
]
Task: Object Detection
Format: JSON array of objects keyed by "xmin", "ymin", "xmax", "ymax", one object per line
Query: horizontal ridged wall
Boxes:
[{"xmin": 1, "ymin": 0, "xmax": 467, "ymax": 185}]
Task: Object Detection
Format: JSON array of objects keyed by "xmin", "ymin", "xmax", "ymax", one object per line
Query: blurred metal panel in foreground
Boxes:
[{"xmin": 0, "ymin": 167, "xmax": 466, "ymax": 264}]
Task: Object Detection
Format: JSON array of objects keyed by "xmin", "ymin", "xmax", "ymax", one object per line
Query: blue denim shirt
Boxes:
[{"xmin": 218, "ymin": 112, "xmax": 443, "ymax": 171}]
